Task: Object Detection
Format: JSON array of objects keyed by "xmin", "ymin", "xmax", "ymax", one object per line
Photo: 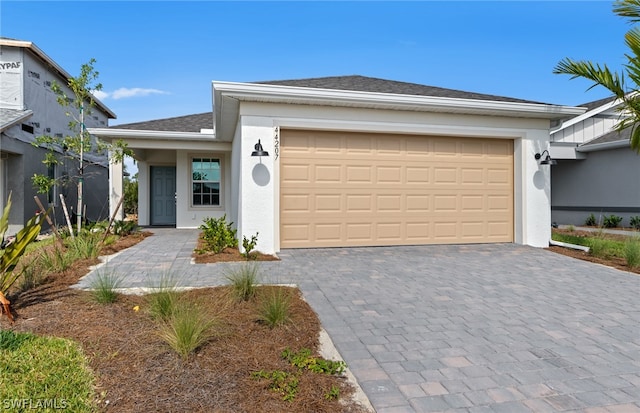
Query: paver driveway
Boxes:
[{"xmin": 77, "ymin": 230, "xmax": 640, "ymax": 412}]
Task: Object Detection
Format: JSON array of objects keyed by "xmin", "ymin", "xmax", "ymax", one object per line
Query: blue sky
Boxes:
[{"xmin": 1, "ymin": 1, "xmax": 630, "ymax": 126}]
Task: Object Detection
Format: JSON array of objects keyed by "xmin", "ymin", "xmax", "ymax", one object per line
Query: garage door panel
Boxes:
[{"xmin": 280, "ymin": 130, "xmax": 513, "ymax": 248}]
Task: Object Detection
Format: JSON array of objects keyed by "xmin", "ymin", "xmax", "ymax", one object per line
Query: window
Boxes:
[{"xmin": 192, "ymin": 158, "xmax": 220, "ymax": 206}]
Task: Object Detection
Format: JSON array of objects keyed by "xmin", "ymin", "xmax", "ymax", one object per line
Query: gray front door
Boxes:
[{"xmin": 150, "ymin": 166, "xmax": 176, "ymax": 226}]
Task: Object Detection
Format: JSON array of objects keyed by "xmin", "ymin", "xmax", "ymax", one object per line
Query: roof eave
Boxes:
[
  {"xmin": 88, "ymin": 127, "xmax": 216, "ymax": 142},
  {"xmin": 576, "ymin": 139, "xmax": 630, "ymax": 153},
  {"xmin": 213, "ymin": 81, "xmax": 585, "ymax": 120}
]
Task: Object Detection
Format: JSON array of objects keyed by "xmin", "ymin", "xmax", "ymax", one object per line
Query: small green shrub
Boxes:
[
  {"xmin": 603, "ymin": 214, "xmax": 623, "ymax": 228},
  {"xmin": 67, "ymin": 233, "xmax": 102, "ymax": 260},
  {"xmin": 282, "ymin": 347, "xmax": 346, "ymax": 375},
  {"xmin": 251, "ymin": 370, "xmax": 299, "ymax": 402},
  {"xmin": 112, "ymin": 220, "xmax": 138, "ymax": 236},
  {"xmin": 200, "ymin": 215, "xmax": 238, "ymax": 254},
  {"xmin": 325, "ymin": 385, "xmax": 340, "ymax": 400},
  {"xmin": 585, "ymin": 213, "xmax": 597, "ymax": 226},
  {"xmin": 258, "ymin": 288, "xmax": 291, "ymax": 328},
  {"xmin": 157, "ymin": 300, "xmax": 218, "ymax": 360},
  {"xmin": 226, "ymin": 263, "xmax": 259, "ymax": 301},
  {"xmin": 588, "ymin": 237, "xmax": 618, "ymax": 259},
  {"xmin": 631, "ymin": 216, "xmax": 640, "ymax": 230},
  {"xmin": 242, "ymin": 232, "xmax": 259, "ymax": 259},
  {"xmin": 16, "ymin": 264, "xmax": 46, "ymax": 292},
  {"xmin": 567, "ymin": 224, "xmax": 575, "ymax": 232},
  {"xmin": 89, "ymin": 270, "xmax": 123, "ymax": 304},
  {"xmin": 146, "ymin": 274, "xmax": 180, "ymax": 321},
  {"xmin": 625, "ymin": 238, "xmax": 640, "ymax": 269},
  {"xmin": 38, "ymin": 246, "xmax": 73, "ymax": 274}
]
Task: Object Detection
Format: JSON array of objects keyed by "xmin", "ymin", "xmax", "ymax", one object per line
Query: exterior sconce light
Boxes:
[
  {"xmin": 251, "ymin": 139, "xmax": 269, "ymax": 157},
  {"xmin": 535, "ymin": 150, "xmax": 556, "ymax": 165}
]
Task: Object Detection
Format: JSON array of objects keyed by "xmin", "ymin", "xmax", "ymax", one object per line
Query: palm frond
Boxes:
[
  {"xmin": 553, "ymin": 58, "xmax": 626, "ymax": 96},
  {"xmin": 614, "ymin": 0, "xmax": 640, "ymax": 22}
]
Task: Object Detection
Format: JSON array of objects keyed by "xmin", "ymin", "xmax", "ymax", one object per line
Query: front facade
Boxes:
[
  {"xmin": 0, "ymin": 38, "xmax": 115, "ymax": 234},
  {"xmin": 92, "ymin": 76, "xmax": 582, "ymax": 254},
  {"xmin": 549, "ymin": 97, "xmax": 639, "ymax": 226}
]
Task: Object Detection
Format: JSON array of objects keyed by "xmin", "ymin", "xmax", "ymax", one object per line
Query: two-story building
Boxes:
[{"xmin": 0, "ymin": 38, "xmax": 116, "ymax": 234}]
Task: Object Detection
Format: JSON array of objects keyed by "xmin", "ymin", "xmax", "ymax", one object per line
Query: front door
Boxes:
[{"xmin": 150, "ymin": 166, "xmax": 176, "ymax": 226}]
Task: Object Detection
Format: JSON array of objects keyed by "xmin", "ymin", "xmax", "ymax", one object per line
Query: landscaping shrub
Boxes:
[
  {"xmin": 112, "ymin": 220, "xmax": 138, "ymax": 236},
  {"xmin": 226, "ymin": 263, "xmax": 259, "ymax": 301},
  {"xmin": 258, "ymin": 288, "xmax": 292, "ymax": 328},
  {"xmin": 625, "ymin": 238, "xmax": 640, "ymax": 269},
  {"xmin": 146, "ymin": 273, "xmax": 181, "ymax": 321},
  {"xmin": 242, "ymin": 232, "xmax": 259, "ymax": 259},
  {"xmin": 67, "ymin": 232, "xmax": 101, "ymax": 260},
  {"xmin": 89, "ymin": 269, "xmax": 123, "ymax": 304},
  {"xmin": 603, "ymin": 214, "xmax": 623, "ymax": 228},
  {"xmin": 585, "ymin": 213, "xmax": 597, "ymax": 226},
  {"xmin": 200, "ymin": 215, "xmax": 238, "ymax": 253},
  {"xmin": 631, "ymin": 216, "xmax": 640, "ymax": 230},
  {"xmin": 157, "ymin": 300, "xmax": 218, "ymax": 360}
]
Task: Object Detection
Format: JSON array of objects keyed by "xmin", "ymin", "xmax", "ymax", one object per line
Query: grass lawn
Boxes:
[{"xmin": 550, "ymin": 228, "xmax": 640, "ymax": 273}]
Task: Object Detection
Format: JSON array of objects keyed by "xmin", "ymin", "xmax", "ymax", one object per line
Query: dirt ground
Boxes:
[{"xmin": 3, "ymin": 232, "xmax": 367, "ymax": 413}]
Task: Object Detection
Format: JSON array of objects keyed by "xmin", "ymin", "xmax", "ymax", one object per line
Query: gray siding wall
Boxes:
[
  {"xmin": 551, "ymin": 147, "xmax": 640, "ymax": 226},
  {"xmin": 1, "ymin": 135, "xmax": 109, "ymax": 235}
]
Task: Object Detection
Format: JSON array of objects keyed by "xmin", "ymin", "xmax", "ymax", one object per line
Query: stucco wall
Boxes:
[
  {"xmin": 551, "ymin": 147, "xmax": 640, "ymax": 226},
  {"xmin": 232, "ymin": 102, "xmax": 553, "ymax": 253}
]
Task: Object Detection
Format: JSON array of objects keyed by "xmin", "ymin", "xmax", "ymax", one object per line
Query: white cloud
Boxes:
[
  {"xmin": 92, "ymin": 90, "xmax": 109, "ymax": 100},
  {"xmin": 92, "ymin": 87, "xmax": 170, "ymax": 100}
]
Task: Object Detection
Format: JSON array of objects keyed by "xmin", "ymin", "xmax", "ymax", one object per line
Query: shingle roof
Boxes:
[
  {"xmin": 256, "ymin": 75, "xmax": 544, "ymax": 104},
  {"xmin": 579, "ymin": 95, "xmax": 618, "ymax": 111},
  {"xmin": 581, "ymin": 127, "xmax": 630, "ymax": 147},
  {"xmin": 111, "ymin": 112, "xmax": 213, "ymax": 132},
  {"xmin": 111, "ymin": 75, "xmax": 547, "ymax": 133},
  {"xmin": 0, "ymin": 108, "xmax": 33, "ymax": 132}
]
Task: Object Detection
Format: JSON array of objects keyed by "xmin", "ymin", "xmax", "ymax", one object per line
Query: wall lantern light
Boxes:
[
  {"xmin": 251, "ymin": 139, "xmax": 269, "ymax": 157},
  {"xmin": 534, "ymin": 150, "xmax": 557, "ymax": 165}
]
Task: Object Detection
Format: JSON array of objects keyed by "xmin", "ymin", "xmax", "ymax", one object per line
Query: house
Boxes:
[
  {"xmin": 0, "ymin": 38, "xmax": 116, "ymax": 234},
  {"xmin": 90, "ymin": 76, "xmax": 583, "ymax": 254},
  {"xmin": 549, "ymin": 96, "xmax": 638, "ymax": 226}
]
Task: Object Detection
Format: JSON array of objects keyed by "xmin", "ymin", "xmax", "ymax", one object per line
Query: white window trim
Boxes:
[{"xmin": 190, "ymin": 155, "xmax": 223, "ymax": 209}]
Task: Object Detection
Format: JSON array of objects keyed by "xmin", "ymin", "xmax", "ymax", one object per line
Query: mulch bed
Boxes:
[
  {"xmin": 2, "ymin": 232, "xmax": 367, "ymax": 413},
  {"xmin": 192, "ymin": 234, "xmax": 280, "ymax": 264}
]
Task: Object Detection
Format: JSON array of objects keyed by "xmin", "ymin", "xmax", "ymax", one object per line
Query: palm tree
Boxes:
[{"xmin": 553, "ymin": 0, "xmax": 640, "ymax": 150}]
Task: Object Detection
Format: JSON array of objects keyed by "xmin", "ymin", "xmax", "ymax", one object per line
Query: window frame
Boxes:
[{"xmin": 190, "ymin": 156, "xmax": 222, "ymax": 208}]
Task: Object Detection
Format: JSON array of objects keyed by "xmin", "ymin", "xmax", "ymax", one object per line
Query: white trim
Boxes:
[
  {"xmin": 88, "ymin": 127, "xmax": 216, "ymax": 141},
  {"xmin": 551, "ymin": 97, "xmax": 622, "ymax": 133},
  {"xmin": 213, "ymin": 81, "xmax": 584, "ymax": 120},
  {"xmin": 576, "ymin": 139, "xmax": 631, "ymax": 152}
]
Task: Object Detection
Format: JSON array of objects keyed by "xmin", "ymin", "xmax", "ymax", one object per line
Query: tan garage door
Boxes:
[{"xmin": 280, "ymin": 129, "xmax": 513, "ymax": 248}]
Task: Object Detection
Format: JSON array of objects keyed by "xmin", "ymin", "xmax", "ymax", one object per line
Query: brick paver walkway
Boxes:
[{"xmin": 76, "ymin": 229, "xmax": 640, "ymax": 412}]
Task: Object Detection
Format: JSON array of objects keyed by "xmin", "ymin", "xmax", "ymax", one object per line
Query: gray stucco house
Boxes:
[
  {"xmin": 550, "ymin": 96, "xmax": 639, "ymax": 226},
  {"xmin": 0, "ymin": 38, "xmax": 115, "ymax": 234}
]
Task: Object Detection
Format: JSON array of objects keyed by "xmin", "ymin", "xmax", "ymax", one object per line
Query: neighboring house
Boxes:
[
  {"xmin": 549, "ymin": 96, "xmax": 638, "ymax": 226},
  {"xmin": 90, "ymin": 75, "xmax": 583, "ymax": 254},
  {"xmin": 0, "ymin": 38, "xmax": 116, "ymax": 234}
]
